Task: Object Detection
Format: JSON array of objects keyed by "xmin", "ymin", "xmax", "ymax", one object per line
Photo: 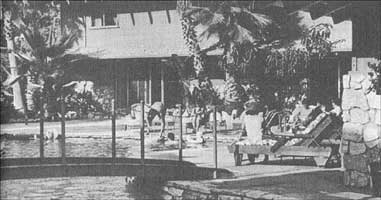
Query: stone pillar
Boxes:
[{"xmin": 341, "ymin": 70, "xmax": 381, "ymax": 188}]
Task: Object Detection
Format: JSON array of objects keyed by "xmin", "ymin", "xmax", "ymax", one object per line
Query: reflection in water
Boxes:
[
  {"xmin": 1, "ymin": 138, "xmax": 137, "ymax": 158},
  {"xmin": 1, "ymin": 176, "xmax": 160, "ymax": 199},
  {"xmin": 0, "ymin": 137, "xmax": 212, "ymax": 199},
  {"xmin": 0, "ymin": 137, "xmax": 210, "ymax": 158}
]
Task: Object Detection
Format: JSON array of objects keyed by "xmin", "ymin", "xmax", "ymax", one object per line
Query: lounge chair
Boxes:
[{"xmin": 227, "ymin": 112, "xmax": 341, "ymax": 167}]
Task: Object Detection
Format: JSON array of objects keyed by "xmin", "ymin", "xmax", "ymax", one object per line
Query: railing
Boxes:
[{"xmin": 2, "ymin": 95, "xmax": 222, "ymax": 180}]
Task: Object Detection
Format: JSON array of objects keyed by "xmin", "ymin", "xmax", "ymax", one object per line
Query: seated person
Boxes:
[
  {"xmin": 304, "ymin": 99, "xmax": 327, "ymax": 125},
  {"xmin": 328, "ymin": 98, "xmax": 343, "ymax": 127},
  {"xmin": 240, "ymin": 93, "xmax": 265, "ymax": 144},
  {"xmin": 329, "ymin": 98, "xmax": 342, "ymax": 117},
  {"xmin": 289, "ymin": 98, "xmax": 314, "ymax": 132}
]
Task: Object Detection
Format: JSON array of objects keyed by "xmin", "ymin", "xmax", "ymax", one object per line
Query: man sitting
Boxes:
[{"xmin": 289, "ymin": 98, "xmax": 314, "ymax": 132}]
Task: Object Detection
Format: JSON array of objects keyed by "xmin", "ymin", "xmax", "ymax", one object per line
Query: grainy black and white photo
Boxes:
[{"xmin": 0, "ymin": 0, "xmax": 380, "ymax": 199}]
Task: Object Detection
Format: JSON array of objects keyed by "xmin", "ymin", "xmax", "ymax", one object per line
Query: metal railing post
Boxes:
[
  {"xmin": 61, "ymin": 95, "xmax": 66, "ymax": 164},
  {"xmin": 177, "ymin": 104, "xmax": 183, "ymax": 162},
  {"xmin": 39, "ymin": 95, "xmax": 44, "ymax": 162},
  {"xmin": 140, "ymin": 100, "xmax": 145, "ymax": 164},
  {"xmin": 112, "ymin": 66, "xmax": 117, "ymax": 161},
  {"xmin": 112, "ymin": 98, "xmax": 116, "ymax": 161},
  {"xmin": 213, "ymin": 106, "xmax": 218, "ymax": 179}
]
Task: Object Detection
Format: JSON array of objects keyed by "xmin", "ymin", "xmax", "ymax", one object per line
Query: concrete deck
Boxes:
[{"xmin": 1, "ymin": 120, "xmax": 379, "ymax": 199}]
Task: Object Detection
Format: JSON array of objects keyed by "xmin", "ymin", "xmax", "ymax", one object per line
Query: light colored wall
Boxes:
[
  {"xmin": 295, "ymin": 11, "xmax": 352, "ymax": 52},
  {"xmin": 78, "ymin": 10, "xmax": 189, "ymax": 59}
]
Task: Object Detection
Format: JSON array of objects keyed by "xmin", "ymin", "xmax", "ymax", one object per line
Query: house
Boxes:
[
  {"xmin": 65, "ymin": 1, "xmax": 224, "ymax": 113},
  {"xmin": 65, "ymin": 1, "xmax": 378, "ymax": 112}
]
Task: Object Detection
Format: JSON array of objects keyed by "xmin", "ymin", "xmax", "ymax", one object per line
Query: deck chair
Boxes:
[{"xmin": 228, "ymin": 113, "xmax": 340, "ymax": 167}]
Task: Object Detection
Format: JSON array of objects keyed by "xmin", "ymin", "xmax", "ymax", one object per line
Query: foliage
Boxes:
[
  {"xmin": 180, "ymin": 1, "xmax": 275, "ymax": 78},
  {"xmin": 266, "ymin": 23, "xmax": 343, "ymax": 79},
  {"xmin": 1, "ymin": 1, "xmax": 85, "ymax": 118},
  {"xmin": 368, "ymin": 59, "xmax": 381, "ymax": 94},
  {"xmin": 178, "ymin": 1, "xmax": 342, "ymax": 111}
]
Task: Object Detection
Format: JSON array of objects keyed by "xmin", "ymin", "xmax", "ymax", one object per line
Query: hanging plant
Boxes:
[
  {"xmin": 178, "ymin": 0, "xmax": 206, "ymax": 77},
  {"xmin": 368, "ymin": 59, "xmax": 381, "ymax": 94}
]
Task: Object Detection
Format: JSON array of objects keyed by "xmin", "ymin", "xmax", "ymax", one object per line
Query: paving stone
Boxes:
[
  {"xmin": 342, "ymin": 89, "xmax": 369, "ymax": 110},
  {"xmin": 168, "ymin": 187, "xmax": 184, "ymax": 197},
  {"xmin": 368, "ymin": 146, "xmax": 381, "ymax": 163},
  {"xmin": 366, "ymin": 92, "xmax": 381, "ymax": 109},
  {"xmin": 343, "ymin": 170, "xmax": 351, "ymax": 186},
  {"xmin": 349, "ymin": 170, "xmax": 369, "ymax": 187},
  {"xmin": 341, "ymin": 140, "xmax": 350, "ymax": 154},
  {"xmin": 363, "ymin": 123, "xmax": 381, "ymax": 148},
  {"xmin": 348, "ymin": 141, "xmax": 367, "ymax": 155},
  {"xmin": 342, "ymin": 122, "xmax": 363, "ymax": 142},
  {"xmin": 350, "ymin": 108, "xmax": 370, "ymax": 124},
  {"xmin": 349, "ymin": 71, "xmax": 366, "ymax": 83},
  {"xmin": 350, "ymin": 81, "xmax": 363, "ymax": 90},
  {"xmin": 162, "ymin": 193, "xmax": 174, "ymax": 200},
  {"xmin": 343, "ymin": 154, "xmax": 369, "ymax": 173},
  {"xmin": 245, "ymin": 190, "xmax": 268, "ymax": 199},
  {"xmin": 369, "ymin": 109, "xmax": 377, "ymax": 124},
  {"xmin": 375, "ymin": 109, "xmax": 381, "ymax": 125},
  {"xmin": 343, "ymin": 74, "xmax": 351, "ymax": 89},
  {"xmin": 182, "ymin": 190, "xmax": 210, "ymax": 200},
  {"xmin": 342, "ymin": 110, "xmax": 351, "ymax": 122},
  {"xmin": 362, "ymin": 78, "xmax": 372, "ymax": 93},
  {"xmin": 218, "ymin": 194, "xmax": 242, "ymax": 200}
]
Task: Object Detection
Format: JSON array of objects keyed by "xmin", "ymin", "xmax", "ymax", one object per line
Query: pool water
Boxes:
[
  {"xmin": 0, "ymin": 137, "xmax": 209, "ymax": 199},
  {"xmin": 0, "ymin": 137, "xmax": 210, "ymax": 158},
  {"xmin": 1, "ymin": 176, "xmax": 160, "ymax": 200}
]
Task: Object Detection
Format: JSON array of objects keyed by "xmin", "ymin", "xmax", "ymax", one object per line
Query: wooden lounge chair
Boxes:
[{"xmin": 227, "ymin": 113, "xmax": 341, "ymax": 167}]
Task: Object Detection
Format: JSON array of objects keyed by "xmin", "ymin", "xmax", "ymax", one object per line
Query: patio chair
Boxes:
[{"xmin": 228, "ymin": 112, "xmax": 341, "ymax": 167}]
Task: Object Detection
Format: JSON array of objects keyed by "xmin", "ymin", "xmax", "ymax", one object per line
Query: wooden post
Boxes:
[
  {"xmin": 337, "ymin": 58, "xmax": 342, "ymax": 100},
  {"xmin": 149, "ymin": 66, "xmax": 152, "ymax": 105},
  {"xmin": 39, "ymin": 95, "xmax": 44, "ymax": 161},
  {"xmin": 213, "ymin": 106, "xmax": 218, "ymax": 178},
  {"xmin": 126, "ymin": 66, "xmax": 130, "ymax": 112},
  {"xmin": 140, "ymin": 100, "xmax": 145, "ymax": 164},
  {"xmin": 177, "ymin": 104, "xmax": 183, "ymax": 162},
  {"xmin": 61, "ymin": 95, "xmax": 66, "ymax": 163},
  {"xmin": 161, "ymin": 66, "xmax": 165, "ymax": 104},
  {"xmin": 144, "ymin": 68, "xmax": 149, "ymax": 103},
  {"xmin": 112, "ymin": 65, "xmax": 117, "ymax": 160}
]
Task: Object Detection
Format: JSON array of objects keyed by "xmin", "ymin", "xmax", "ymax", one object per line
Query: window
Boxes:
[{"xmin": 91, "ymin": 12, "xmax": 118, "ymax": 27}]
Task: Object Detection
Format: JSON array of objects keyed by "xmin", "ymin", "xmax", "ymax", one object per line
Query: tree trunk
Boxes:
[{"xmin": 4, "ymin": 12, "xmax": 24, "ymax": 113}]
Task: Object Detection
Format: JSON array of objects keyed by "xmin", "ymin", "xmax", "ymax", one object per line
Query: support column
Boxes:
[
  {"xmin": 213, "ymin": 106, "xmax": 218, "ymax": 179},
  {"xmin": 126, "ymin": 66, "xmax": 130, "ymax": 112},
  {"xmin": 39, "ymin": 95, "xmax": 44, "ymax": 161},
  {"xmin": 140, "ymin": 100, "xmax": 145, "ymax": 163},
  {"xmin": 161, "ymin": 66, "xmax": 165, "ymax": 104},
  {"xmin": 112, "ymin": 64, "xmax": 117, "ymax": 160},
  {"xmin": 337, "ymin": 58, "xmax": 342, "ymax": 100},
  {"xmin": 149, "ymin": 65, "xmax": 152, "ymax": 105},
  {"xmin": 144, "ymin": 67, "xmax": 149, "ymax": 103},
  {"xmin": 61, "ymin": 94, "xmax": 66, "ymax": 164},
  {"xmin": 177, "ymin": 104, "xmax": 183, "ymax": 162}
]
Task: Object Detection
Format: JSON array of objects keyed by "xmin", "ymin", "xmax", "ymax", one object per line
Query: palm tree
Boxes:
[
  {"xmin": 177, "ymin": 1, "xmax": 339, "ymax": 108},
  {"xmin": 3, "ymin": 8, "xmax": 24, "ymax": 113},
  {"xmin": 178, "ymin": 1, "xmax": 276, "ymax": 79},
  {"xmin": 2, "ymin": 1, "xmax": 85, "ymax": 118},
  {"xmin": 177, "ymin": 1, "xmax": 277, "ymax": 110}
]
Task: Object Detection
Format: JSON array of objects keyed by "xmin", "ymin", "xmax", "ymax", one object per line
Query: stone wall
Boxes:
[
  {"xmin": 160, "ymin": 182, "xmax": 295, "ymax": 200},
  {"xmin": 341, "ymin": 70, "xmax": 381, "ymax": 188}
]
